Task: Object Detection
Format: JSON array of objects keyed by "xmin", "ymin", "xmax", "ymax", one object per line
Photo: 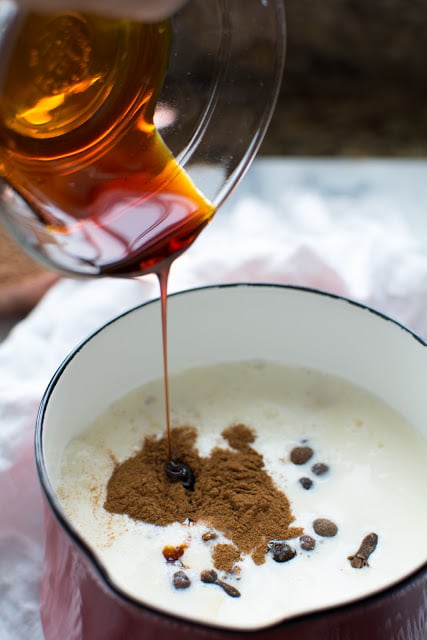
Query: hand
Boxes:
[{"xmin": 14, "ymin": 0, "xmax": 187, "ymax": 21}]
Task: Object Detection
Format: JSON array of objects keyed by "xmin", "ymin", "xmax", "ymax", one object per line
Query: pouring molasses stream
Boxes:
[{"xmin": 0, "ymin": 2, "xmax": 286, "ymax": 486}]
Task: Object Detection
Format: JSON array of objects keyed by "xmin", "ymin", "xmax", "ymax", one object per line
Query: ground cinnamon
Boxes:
[
  {"xmin": 104, "ymin": 423, "xmax": 302, "ymax": 567},
  {"xmin": 212, "ymin": 543, "xmax": 241, "ymax": 573}
]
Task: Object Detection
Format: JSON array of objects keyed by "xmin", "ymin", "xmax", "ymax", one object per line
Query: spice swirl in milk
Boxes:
[{"xmin": 57, "ymin": 361, "xmax": 427, "ymax": 630}]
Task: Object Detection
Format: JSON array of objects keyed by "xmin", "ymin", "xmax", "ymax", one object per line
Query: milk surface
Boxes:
[{"xmin": 57, "ymin": 361, "xmax": 427, "ymax": 630}]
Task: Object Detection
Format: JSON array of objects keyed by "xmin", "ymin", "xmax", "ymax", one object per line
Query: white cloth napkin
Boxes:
[{"xmin": 1, "ymin": 159, "xmax": 426, "ymax": 639}]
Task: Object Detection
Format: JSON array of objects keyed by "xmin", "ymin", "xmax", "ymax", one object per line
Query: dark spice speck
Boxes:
[
  {"xmin": 290, "ymin": 446, "xmax": 314, "ymax": 465},
  {"xmin": 313, "ymin": 518, "xmax": 338, "ymax": 537},
  {"xmin": 299, "ymin": 476, "xmax": 313, "ymax": 490},
  {"xmin": 300, "ymin": 535, "xmax": 316, "ymax": 551},
  {"xmin": 173, "ymin": 570, "xmax": 191, "ymax": 590},
  {"xmin": 311, "ymin": 462, "xmax": 329, "ymax": 476},
  {"xmin": 267, "ymin": 540, "xmax": 297, "ymax": 563}
]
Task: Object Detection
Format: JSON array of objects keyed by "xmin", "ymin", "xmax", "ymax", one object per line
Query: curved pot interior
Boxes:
[{"xmin": 37, "ymin": 284, "xmax": 427, "ymax": 633}]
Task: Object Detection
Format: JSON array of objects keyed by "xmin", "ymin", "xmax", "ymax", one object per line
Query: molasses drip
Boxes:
[{"xmin": 158, "ymin": 266, "xmax": 196, "ymax": 490}]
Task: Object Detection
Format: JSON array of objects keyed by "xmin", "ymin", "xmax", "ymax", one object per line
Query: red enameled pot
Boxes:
[{"xmin": 36, "ymin": 285, "xmax": 427, "ymax": 639}]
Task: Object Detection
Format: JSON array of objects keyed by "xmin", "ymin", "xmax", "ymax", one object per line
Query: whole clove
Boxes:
[
  {"xmin": 200, "ymin": 569, "xmax": 241, "ymax": 598},
  {"xmin": 348, "ymin": 533, "xmax": 378, "ymax": 568}
]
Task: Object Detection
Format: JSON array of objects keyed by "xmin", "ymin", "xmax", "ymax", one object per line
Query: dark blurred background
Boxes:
[{"xmin": 260, "ymin": 0, "xmax": 427, "ymax": 156}]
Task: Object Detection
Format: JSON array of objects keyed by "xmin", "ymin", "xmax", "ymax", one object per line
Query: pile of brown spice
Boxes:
[{"xmin": 105, "ymin": 424, "xmax": 303, "ymax": 567}]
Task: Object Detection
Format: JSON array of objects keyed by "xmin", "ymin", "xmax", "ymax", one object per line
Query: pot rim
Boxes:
[{"xmin": 35, "ymin": 282, "xmax": 427, "ymax": 634}]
